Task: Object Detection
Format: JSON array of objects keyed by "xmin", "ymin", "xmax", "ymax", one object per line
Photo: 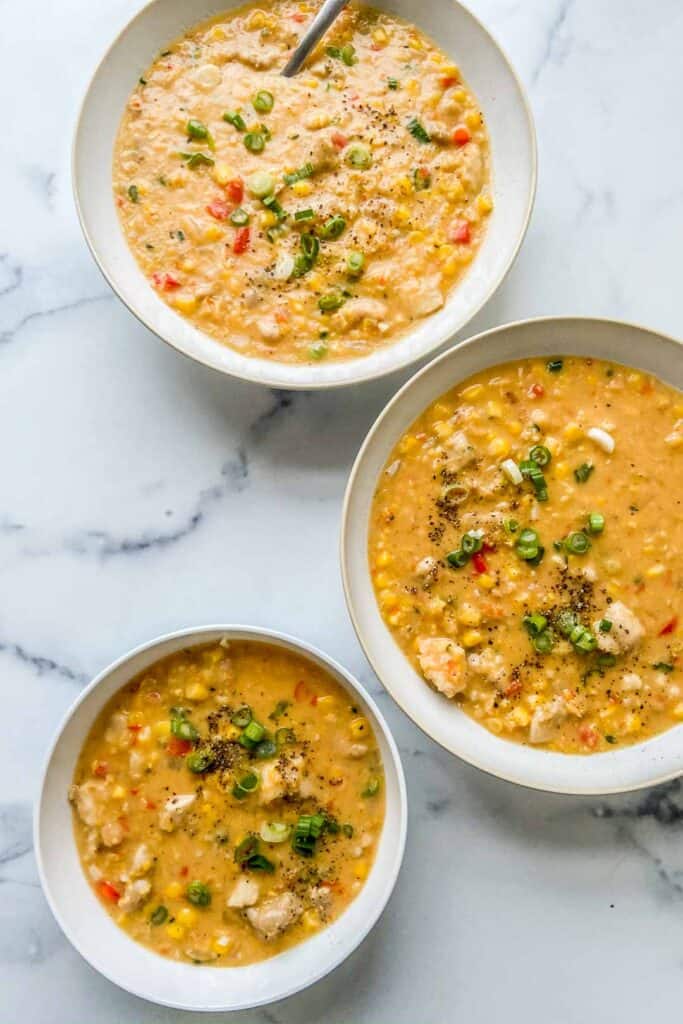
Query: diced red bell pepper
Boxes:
[
  {"xmin": 452, "ymin": 221, "xmax": 471, "ymax": 244},
  {"xmin": 482, "ymin": 540, "xmax": 496, "ymax": 553},
  {"xmin": 529, "ymin": 383, "xmax": 545, "ymax": 398},
  {"xmin": 292, "ymin": 11, "xmax": 306, "ymax": 21},
  {"xmin": 331, "ymin": 131, "xmax": 348, "ymax": 150},
  {"xmin": 453, "ymin": 126, "xmax": 471, "ymax": 146},
  {"xmin": 233, "ymin": 226, "xmax": 250, "ymax": 254},
  {"xmin": 578, "ymin": 725, "xmax": 598, "ymax": 749},
  {"xmin": 505, "ymin": 680, "xmax": 522, "ymax": 699},
  {"xmin": 659, "ymin": 616, "xmax": 678, "ymax": 636},
  {"xmin": 152, "ymin": 271, "xmax": 181, "ymax": 291},
  {"xmin": 295, "ymin": 680, "xmax": 313, "ymax": 703},
  {"xmin": 97, "ymin": 881, "xmax": 121, "ymax": 904},
  {"xmin": 167, "ymin": 737, "xmax": 192, "ymax": 757},
  {"xmin": 472, "ymin": 552, "xmax": 488, "ymax": 574},
  {"xmin": 180, "ymin": 865, "xmax": 189, "ymax": 877},
  {"xmin": 92, "ymin": 760, "xmax": 108, "ymax": 777},
  {"xmin": 225, "ymin": 178, "xmax": 244, "ymax": 204},
  {"xmin": 207, "ymin": 198, "xmax": 230, "ymax": 220},
  {"xmin": 441, "ymin": 75, "xmax": 459, "ymax": 88}
]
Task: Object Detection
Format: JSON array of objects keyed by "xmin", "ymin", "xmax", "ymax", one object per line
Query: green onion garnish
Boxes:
[
  {"xmin": 387, "ymin": 77, "xmax": 399, "ymax": 90},
  {"xmin": 318, "ymin": 292, "xmax": 346, "ymax": 312},
  {"xmin": 412, "ymin": 167, "xmax": 431, "ymax": 191},
  {"xmin": 292, "ymin": 813, "xmax": 327, "ymax": 857},
  {"xmin": 346, "ymin": 251, "xmax": 365, "ymax": 276},
  {"xmin": 345, "ymin": 144, "xmax": 372, "ymax": 169},
  {"xmin": 555, "ymin": 610, "xmax": 577, "ymax": 637},
  {"xmin": 407, "ymin": 117, "xmax": 431, "ymax": 143},
  {"xmin": 523, "ymin": 613, "xmax": 548, "ymax": 636},
  {"xmin": 598, "ymin": 619, "xmax": 613, "ymax": 633},
  {"xmin": 263, "ymin": 194, "xmax": 286, "ymax": 220},
  {"xmin": 231, "ymin": 705, "xmax": 252, "ymax": 728},
  {"xmin": 446, "ymin": 548, "xmax": 469, "ymax": 568},
  {"xmin": 547, "ymin": 358, "xmax": 563, "ymax": 372},
  {"xmin": 178, "ymin": 151, "xmax": 214, "ymax": 168},
  {"xmin": 229, "ymin": 207, "xmax": 250, "ymax": 226},
  {"xmin": 170, "ymin": 708, "xmax": 198, "ymax": 742},
  {"xmin": 186, "ymin": 750, "xmax": 214, "ymax": 773},
  {"xmin": 320, "ymin": 215, "xmax": 346, "ymax": 239},
  {"xmin": 574, "ymin": 463, "xmax": 594, "ymax": 484},
  {"xmin": 253, "ymin": 90, "xmax": 274, "ymax": 113},
  {"xmin": 186, "ymin": 118, "xmax": 213, "ymax": 147},
  {"xmin": 223, "ymin": 111, "xmax": 246, "ymax": 131},
  {"xmin": 127, "ymin": 184, "xmax": 140, "ymax": 203},
  {"xmin": 529, "ymin": 445, "xmax": 551, "ymax": 467},
  {"xmin": 309, "ymin": 341, "xmax": 328, "ymax": 360},
  {"xmin": 186, "ymin": 881, "xmax": 211, "ymax": 907},
  {"xmin": 326, "ymin": 44, "xmax": 357, "ymax": 66},
  {"xmin": 504, "ymin": 519, "xmax": 519, "ymax": 534},
  {"xmin": 234, "ymin": 836, "xmax": 275, "ymax": 872},
  {"xmin": 275, "ymin": 726, "xmax": 296, "ymax": 744},
  {"xmin": 564, "ymin": 531, "xmax": 591, "ymax": 555},
  {"xmin": 515, "ymin": 528, "xmax": 543, "ymax": 563},
  {"xmin": 254, "ymin": 738, "xmax": 278, "ymax": 760},
  {"xmin": 150, "ymin": 905, "xmax": 168, "ymax": 925},
  {"xmin": 571, "ymin": 626, "xmax": 597, "ymax": 653},
  {"xmin": 283, "ymin": 162, "xmax": 314, "ymax": 185},
  {"xmin": 588, "ymin": 512, "xmax": 605, "ymax": 534},
  {"xmin": 362, "ymin": 777, "xmax": 381, "ymax": 798},
  {"xmin": 269, "ymin": 700, "xmax": 290, "ymax": 721},
  {"xmin": 244, "ymin": 131, "xmax": 266, "ymax": 153},
  {"xmin": 653, "ymin": 662, "xmax": 674, "ymax": 673},
  {"xmin": 240, "ymin": 719, "xmax": 266, "ymax": 746},
  {"xmin": 295, "ymin": 208, "xmax": 314, "ymax": 221},
  {"xmin": 232, "ymin": 772, "xmax": 260, "ymax": 799},
  {"xmin": 461, "ymin": 531, "xmax": 484, "ymax": 555}
]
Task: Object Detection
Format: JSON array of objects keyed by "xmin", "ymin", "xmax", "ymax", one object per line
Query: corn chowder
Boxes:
[
  {"xmin": 69, "ymin": 641, "xmax": 384, "ymax": 965},
  {"xmin": 113, "ymin": 0, "xmax": 492, "ymax": 363},
  {"xmin": 369, "ymin": 358, "xmax": 683, "ymax": 754}
]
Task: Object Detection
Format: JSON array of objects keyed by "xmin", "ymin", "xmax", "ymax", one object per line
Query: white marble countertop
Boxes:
[{"xmin": 3, "ymin": 0, "xmax": 683, "ymax": 1020}]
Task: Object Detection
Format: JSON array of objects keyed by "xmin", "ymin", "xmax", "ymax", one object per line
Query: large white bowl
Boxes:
[
  {"xmin": 73, "ymin": 0, "xmax": 536, "ymax": 389},
  {"xmin": 35, "ymin": 625, "xmax": 407, "ymax": 1012},
  {"xmin": 341, "ymin": 317, "xmax": 683, "ymax": 795}
]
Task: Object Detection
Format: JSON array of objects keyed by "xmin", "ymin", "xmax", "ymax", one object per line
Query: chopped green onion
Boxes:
[
  {"xmin": 461, "ymin": 531, "xmax": 484, "ymax": 555},
  {"xmin": 186, "ymin": 881, "xmax": 211, "ymax": 907},
  {"xmin": 244, "ymin": 853, "xmax": 275, "ymax": 872},
  {"xmin": 260, "ymin": 822, "xmax": 291, "ymax": 844},
  {"xmin": 263, "ymin": 194, "xmax": 286, "ymax": 220},
  {"xmin": 572, "ymin": 627, "xmax": 597, "ymax": 653},
  {"xmin": 441, "ymin": 482, "xmax": 469, "ymax": 505},
  {"xmin": 598, "ymin": 619, "xmax": 613, "ymax": 633},
  {"xmin": 412, "ymin": 167, "xmax": 431, "ymax": 191},
  {"xmin": 318, "ymin": 292, "xmax": 346, "ymax": 312},
  {"xmin": 605, "ymin": 734, "xmax": 617, "ymax": 744},
  {"xmin": 231, "ymin": 705, "xmax": 252, "ymax": 728},
  {"xmin": 292, "ymin": 233, "xmax": 320, "ymax": 278},
  {"xmin": 515, "ymin": 528, "xmax": 542, "ymax": 563},
  {"xmin": 547, "ymin": 358, "xmax": 563, "ymax": 373},
  {"xmin": 292, "ymin": 812, "xmax": 327, "ymax": 857},
  {"xmin": 223, "ymin": 111, "xmax": 246, "ymax": 131},
  {"xmin": 533, "ymin": 631, "xmax": 554, "ymax": 654},
  {"xmin": 346, "ymin": 251, "xmax": 365, "ymax": 276},
  {"xmin": 565, "ymin": 531, "xmax": 591, "ymax": 555},
  {"xmin": 275, "ymin": 726, "xmax": 296, "ymax": 745},
  {"xmin": 529, "ymin": 445, "xmax": 551, "ymax": 467},
  {"xmin": 326, "ymin": 45, "xmax": 342, "ymax": 60},
  {"xmin": 308, "ymin": 341, "xmax": 328, "ymax": 360},
  {"xmin": 266, "ymin": 225, "xmax": 286, "ymax": 243},
  {"xmin": 244, "ymin": 131, "xmax": 266, "ymax": 153},
  {"xmin": 283, "ymin": 163, "xmax": 314, "ymax": 185},
  {"xmin": 597, "ymin": 653, "xmax": 617, "ymax": 670},
  {"xmin": 523, "ymin": 613, "xmax": 548, "ymax": 636},
  {"xmin": 254, "ymin": 738, "xmax": 278, "ymax": 760},
  {"xmin": 387, "ymin": 77, "xmax": 399, "ymax": 90},
  {"xmin": 504, "ymin": 519, "xmax": 519, "ymax": 534},
  {"xmin": 232, "ymin": 771, "xmax": 260, "ymax": 799},
  {"xmin": 574, "ymin": 462, "xmax": 594, "ymax": 484},
  {"xmin": 253, "ymin": 90, "xmax": 274, "ymax": 113},
  {"xmin": 186, "ymin": 118, "xmax": 213, "ymax": 147},
  {"xmin": 239, "ymin": 719, "xmax": 266, "ymax": 748},
  {"xmin": 362, "ymin": 777, "xmax": 381, "ymax": 798},
  {"xmin": 588, "ymin": 512, "xmax": 605, "ymax": 534},
  {"xmin": 653, "ymin": 662, "xmax": 674, "ymax": 673},
  {"xmin": 268, "ymin": 700, "xmax": 290, "ymax": 721},
  {"xmin": 555, "ymin": 610, "xmax": 577, "ymax": 637},
  {"xmin": 170, "ymin": 710, "xmax": 198, "ymax": 742},
  {"xmin": 127, "ymin": 184, "xmax": 140, "ymax": 203},
  {"xmin": 229, "ymin": 207, "xmax": 250, "ymax": 226},
  {"xmin": 446, "ymin": 548, "xmax": 469, "ymax": 568},
  {"xmin": 179, "ymin": 151, "xmax": 214, "ymax": 168},
  {"xmin": 340, "ymin": 43, "xmax": 357, "ymax": 66},
  {"xmin": 187, "ymin": 750, "xmax": 214, "ymax": 774},
  {"xmin": 247, "ymin": 171, "xmax": 274, "ymax": 198},
  {"xmin": 407, "ymin": 117, "xmax": 431, "ymax": 143},
  {"xmin": 150, "ymin": 905, "xmax": 168, "ymax": 925},
  {"xmin": 345, "ymin": 144, "xmax": 372, "ymax": 169},
  {"xmin": 342, "ymin": 823, "xmax": 354, "ymax": 838},
  {"xmin": 321, "ymin": 215, "xmax": 346, "ymax": 239},
  {"xmin": 294, "ymin": 208, "xmax": 314, "ymax": 221}
]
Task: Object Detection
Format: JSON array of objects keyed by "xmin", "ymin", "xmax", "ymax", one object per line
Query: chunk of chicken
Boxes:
[
  {"xmin": 129, "ymin": 749, "xmax": 145, "ymax": 780},
  {"xmin": 417, "ymin": 637, "xmax": 466, "ymax": 698},
  {"xmin": 338, "ymin": 297, "xmax": 388, "ymax": 328},
  {"xmin": 260, "ymin": 754, "xmax": 304, "ymax": 804},
  {"xmin": 529, "ymin": 697, "xmax": 567, "ymax": 744},
  {"xmin": 467, "ymin": 649, "xmax": 506, "ymax": 686},
  {"xmin": 246, "ymin": 892, "xmax": 303, "ymax": 939},
  {"xmin": 340, "ymin": 741, "xmax": 369, "ymax": 759},
  {"xmin": 118, "ymin": 878, "xmax": 151, "ymax": 913},
  {"xmin": 100, "ymin": 821, "xmax": 124, "ymax": 848},
  {"xmin": 445, "ymin": 430, "xmax": 476, "ymax": 472},
  {"xmin": 456, "ymin": 144, "xmax": 484, "ymax": 192},
  {"xmin": 416, "ymin": 556, "xmax": 438, "ymax": 581},
  {"xmin": 127, "ymin": 843, "xmax": 153, "ymax": 879},
  {"xmin": 407, "ymin": 276, "xmax": 443, "ymax": 318},
  {"xmin": 306, "ymin": 130, "xmax": 340, "ymax": 172},
  {"xmin": 594, "ymin": 601, "xmax": 644, "ymax": 655},
  {"xmin": 221, "ymin": 38, "xmax": 282, "ymax": 70},
  {"xmin": 228, "ymin": 877, "xmax": 260, "ymax": 908},
  {"xmin": 68, "ymin": 781, "xmax": 106, "ymax": 828},
  {"xmin": 159, "ymin": 793, "xmax": 196, "ymax": 832}
]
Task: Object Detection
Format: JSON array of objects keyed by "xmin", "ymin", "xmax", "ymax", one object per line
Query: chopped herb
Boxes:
[
  {"xmin": 362, "ymin": 777, "xmax": 381, "ymax": 798},
  {"xmin": 598, "ymin": 619, "xmax": 613, "ymax": 633},
  {"xmin": 588, "ymin": 512, "xmax": 605, "ymax": 534},
  {"xmin": 232, "ymin": 771, "xmax": 260, "ymax": 799},
  {"xmin": 294, "ymin": 208, "xmax": 314, "ymax": 221},
  {"xmin": 412, "ymin": 166, "xmax": 431, "ymax": 191},
  {"xmin": 127, "ymin": 184, "xmax": 140, "ymax": 203},
  {"xmin": 547, "ymin": 358, "xmax": 563, "ymax": 373},
  {"xmin": 275, "ymin": 727, "xmax": 296, "ymax": 745},
  {"xmin": 186, "ymin": 118, "xmax": 213, "ymax": 147},
  {"xmin": 186, "ymin": 881, "xmax": 211, "ymax": 907},
  {"xmin": 318, "ymin": 292, "xmax": 345, "ymax": 312},
  {"xmin": 407, "ymin": 117, "xmax": 431, "ymax": 143},
  {"xmin": 262, "ymin": 194, "xmax": 286, "ymax": 221},
  {"xmin": 326, "ymin": 44, "xmax": 357, "ymax": 66},
  {"xmin": 564, "ymin": 531, "xmax": 591, "ymax": 556},
  {"xmin": 178, "ymin": 151, "xmax": 214, "ymax": 169},
  {"xmin": 653, "ymin": 662, "xmax": 674, "ymax": 673},
  {"xmin": 139, "ymin": 77, "xmax": 147, "ymax": 86},
  {"xmin": 244, "ymin": 131, "xmax": 266, "ymax": 153},
  {"xmin": 345, "ymin": 143, "xmax": 372, "ymax": 169},
  {"xmin": 223, "ymin": 110, "xmax": 246, "ymax": 131},
  {"xmin": 283, "ymin": 162, "xmax": 314, "ymax": 185},
  {"xmin": 268, "ymin": 700, "xmax": 290, "ymax": 721},
  {"xmin": 309, "ymin": 341, "xmax": 328, "ymax": 360},
  {"xmin": 229, "ymin": 208, "xmax": 250, "ymax": 226},
  {"xmin": 605, "ymin": 734, "xmax": 617, "ymax": 744},
  {"xmin": 320, "ymin": 215, "xmax": 346, "ymax": 239},
  {"xmin": 574, "ymin": 462, "xmax": 594, "ymax": 484},
  {"xmin": 346, "ymin": 251, "xmax": 365, "ymax": 276},
  {"xmin": 292, "ymin": 813, "xmax": 327, "ymax": 857},
  {"xmin": 149, "ymin": 905, "xmax": 168, "ymax": 925},
  {"xmin": 186, "ymin": 750, "xmax": 214, "ymax": 774},
  {"xmin": 387, "ymin": 77, "xmax": 399, "ymax": 90},
  {"xmin": 253, "ymin": 90, "xmax": 274, "ymax": 113}
]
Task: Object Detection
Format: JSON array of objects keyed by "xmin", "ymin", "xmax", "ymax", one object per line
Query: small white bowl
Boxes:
[
  {"xmin": 341, "ymin": 317, "xmax": 683, "ymax": 795},
  {"xmin": 35, "ymin": 625, "xmax": 407, "ymax": 1012},
  {"xmin": 73, "ymin": 0, "xmax": 536, "ymax": 390}
]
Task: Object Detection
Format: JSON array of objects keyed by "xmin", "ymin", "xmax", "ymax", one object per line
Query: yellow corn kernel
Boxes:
[
  {"xmin": 436, "ymin": 244, "xmax": 456, "ymax": 264},
  {"xmin": 461, "ymin": 630, "xmax": 483, "ymax": 649},
  {"xmin": 554, "ymin": 460, "xmax": 570, "ymax": 479},
  {"xmin": 508, "ymin": 420, "xmax": 523, "ymax": 436},
  {"xmin": 445, "ymin": 179, "xmax": 465, "ymax": 201},
  {"xmin": 353, "ymin": 859, "xmax": 369, "ymax": 880},
  {"xmin": 292, "ymin": 179, "xmax": 313, "ymax": 197},
  {"xmin": 375, "ymin": 572, "xmax": 391, "ymax": 589},
  {"xmin": 486, "ymin": 400, "xmax": 503, "ymax": 418},
  {"xmin": 376, "ymin": 550, "xmax": 391, "ymax": 568},
  {"xmin": 665, "ymin": 432, "xmax": 683, "ymax": 448},
  {"xmin": 208, "ymin": 25, "xmax": 227, "ymax": 41},
  {"xmin": 212, "ymin": 934, "xmax": 232, "ymax": 955},
  {"xmin": 477, "ymin": 193, "xmax": 494, "ymax": 215},
  {"xmin": 213, "ymin": 161, "xmax": 236, "ymax": 186},
  {"xmin": 441, "ymin": 64, "xmax": 460, "ymax": 79},
  {"xmin": 464, "ymin": 110, "xmax": 480, "ymax": 131},
  {"xmin": 674, "ymin": 403, "xmax": 683, "ymax": 417},
  {"xmin": 408, "ymin": 230, "xmax": 425, "ymax": 245},
  {"xmin": 173, "ymin": 295, "xmax": 198, "ymax": 315},
  {"xmin": 507, "ymin": 566, "xmax": 521, "ymax": 581},
  {"xmin": 303, "ymin": 77, "xmax": 319, "ymax": 88},
  {"xmin": 511, "ymin": 707, "xmax": 530, "ymax": 728},
  {"xmin": 563, "ymin": 423, "xmax": 583, "ymax": 442},
  {"xmin": 646, "ymin": 563, "xmax": 666, "ymax": 578},
  {"xmin": 166, "ymin": 923, "xmax": 185, "ymax": 940},
  {"xmin": 458, "ymin": 604, "xmax": 481, "ymax": 627},
  {"xmin": 372, "ymin": 27, "xmax": 389, "ymax": 46},
  {"xmin": 460, "ymin": 383, "xmax": 483, "ymax": 401},
  {"xmin": 260, "ymin": 210, "xmax": 278, "ymax": 228},
  {"xmin": 395, "ymin": 204, "xmax": 411, "ymax": 225},
  {"xmin": 246, "ymin": 10, "xmax": 266, "ymax": 29},
  {"xmin": 164, "ymin": 881, "xmax": 183, "ymax": 899},
  {"xmin": 394, "ymin": 175, "xmax": 412, "ymax": 196},
  {"xmin": 350, "ymin": 717, "xmax": 370, "ymax": 739},
  {"xmin": 673, "ymin": 703, "xmax": 683, "ymax": 719},
  {"xmin": 317, "ymin": 694, "xmax": 336, "ymax": 709},
  {"xmin": 625, "ymin": 714, "xmax": 642, "ymax": 734},
  {"xmin": 433, "ymin": 420, "xmax": 455, "ymax": 440},
  {"xmin": 477, "ymin": 573, "xmax": 495, "ymax": 591},
  {"xmin": 127, "ymin": 710, "xmax": 144, "ymax": 727},
  {"xmin": 379, "ymin": 589, "xmax": 398, "ymax": 611},
  {"xmin": 307, "ymin": 272, "xmax": 323, "ymax": 290},
  {"xmin": 408, "ymin": 35, "xmax": 424, "ymax": 51},
  {"xmin": 627, "ymin": 372, "xmax": 642, "ymax": 386},
  {"xmin": 485, "ymin": 717, "xmax": 503, "ymax": 735},
  {"xmin": 154, "ymin": 720, "xmax": 171, "ymax": 738},
  {"xmin": 185, "ymin": 681, "xmax": 209, "ymax": 701},
  {"xmin": 302, "ymin": 909, "xmax": 321, "ymax": 930},
  {"xmin": 224, "ymin": 724, "xmax": 240, "ymax": 741},
  {"xmin": 398, "ymin": 434, "xmax": 418, "ymax": 454},
  {"xmin": 488, "ymin": 437, "xmax": 510, "ymax": 458},
  {"xmin": 177, "ymin": 907, "xmax": 197, "ymax": 926},
  {"xmin": 180, "ymin": 259, "xmax": 197, "ymax": 273},
  {"xmin": 442, "ymin": 257, "xmax": 459, "ymax": 277},
  {"xmin": 112, "ymin": 785, "xmax": 126, "ymax": 800}
]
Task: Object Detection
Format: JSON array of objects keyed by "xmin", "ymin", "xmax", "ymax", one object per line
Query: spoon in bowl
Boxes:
[{"xmin": 281, "ymin": 0, "xmax": 350, "ymax": 77}]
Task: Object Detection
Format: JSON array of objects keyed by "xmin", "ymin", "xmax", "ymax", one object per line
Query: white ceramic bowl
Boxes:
[
  {"xmin": 35, "ymin": 625, "xmax": 407, "ymax": 1012},
  {"xmin": 73, "ymin": 0, "xmax": 536, "ymax": 390},
  {"xmin": 341, "ymin": 317, "xmax": 683, "ymax": 795}
]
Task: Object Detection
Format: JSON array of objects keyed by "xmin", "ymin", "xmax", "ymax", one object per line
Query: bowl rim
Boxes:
[
  {"xmin": 33, "ymin": 623, "xmax": 408, "ymax": 1011},
  {"xmin": 340, "ymin": 315, "xmax": 683, "ymax": 796},
  {"xmin": 71, "ymin": 0, "xmax": 538, "ymax": 391}
]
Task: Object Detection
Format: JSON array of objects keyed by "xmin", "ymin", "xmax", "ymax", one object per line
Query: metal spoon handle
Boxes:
[{"xmin": 281, "ymin": 0, "xmax": 350, "ymax": 77}]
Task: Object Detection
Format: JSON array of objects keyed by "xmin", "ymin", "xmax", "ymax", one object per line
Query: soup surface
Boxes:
[
  {"xmin": 113, "ymin": 0, "xmax": 492, "ymax": 363},
  {"xmin": 369, "ymin": 358, "xmax": 683, "ymax": 753},
  {"xmin": 70, "ymin": 640, "xmax": 385, "ymax": 965}
]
